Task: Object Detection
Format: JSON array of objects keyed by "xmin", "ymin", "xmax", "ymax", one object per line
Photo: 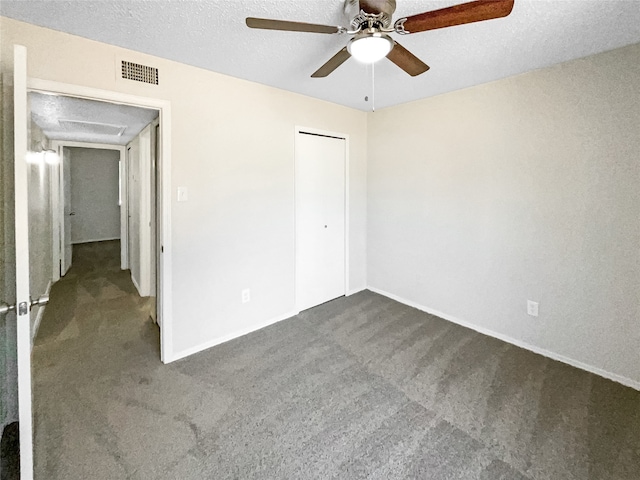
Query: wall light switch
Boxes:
[
  {"xmin": 527, "ymin": 300, "xmax": 539, "ymax": 317},
  {"xmin": 177, "ymin": 187, "xmax": 188, "ymax": 202}
]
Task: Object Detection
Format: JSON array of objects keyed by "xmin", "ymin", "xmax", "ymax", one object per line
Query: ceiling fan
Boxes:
[{"xmin": 246, "ymin": 0, "xmax": 515, "ymax": 78}]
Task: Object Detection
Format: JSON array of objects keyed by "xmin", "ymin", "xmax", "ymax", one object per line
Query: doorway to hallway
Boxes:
[{"xmin": 29, "ymin": 90, "xmax": 165, "ymax": 346}]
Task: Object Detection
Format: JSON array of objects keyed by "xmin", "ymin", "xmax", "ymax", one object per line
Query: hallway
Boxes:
[{"xmin": 33, "ymin": 241, "xmax": 159, "ymax": 478}]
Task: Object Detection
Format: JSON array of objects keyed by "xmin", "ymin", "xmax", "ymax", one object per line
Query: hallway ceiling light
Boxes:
[{"xmin": 44, "ymin": 149, "xmax": 59, "ymax": 165}]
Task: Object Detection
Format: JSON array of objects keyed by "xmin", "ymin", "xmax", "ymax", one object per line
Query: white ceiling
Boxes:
[
  {"xmin": 4, "ymin": 1, "xmax": 640, "ymax": 111},
  {"xmin": 30, "ymin": 92, "xmax": 159, "ymax": 145}
]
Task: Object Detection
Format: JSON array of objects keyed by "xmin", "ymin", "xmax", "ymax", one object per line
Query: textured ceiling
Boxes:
[
  {"xmin": 30, "ymin": 92, "xmax": 159, "ymax": 145},
  {"xmin": 4, "ymin": 1, "xmax": 640, "ymax": 110}
]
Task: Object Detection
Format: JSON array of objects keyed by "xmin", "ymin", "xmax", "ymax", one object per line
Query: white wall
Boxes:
[
  {"xmin": 69, "ymin": 147, "xmax": 120, "ymax": 244},
  {"xmin": 0, "ymin": 17, "xmax": 368, "ymax": 359},
  {"xmin": 368, "ymin": 43, "xmax": 640, "ymax": 387}
]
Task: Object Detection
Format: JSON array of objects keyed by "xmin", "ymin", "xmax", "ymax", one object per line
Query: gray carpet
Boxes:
[{"xmin": 33, "ymin": 241, "xmax": 640, "ymax": 479}]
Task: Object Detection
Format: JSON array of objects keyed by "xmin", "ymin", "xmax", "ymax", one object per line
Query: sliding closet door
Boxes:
[{"xmin": 295, "ymin": 131, "xmax": 346, "ymax": 312}]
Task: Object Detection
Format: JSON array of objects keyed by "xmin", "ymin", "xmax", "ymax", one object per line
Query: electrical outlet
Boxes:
[
  {"xmin": 527, "ymin": 300, "xmax": 539, "ymax": 317},
  {"xmin": 242, "ymin": 288, "xmax": 251, "ymax": 304}
]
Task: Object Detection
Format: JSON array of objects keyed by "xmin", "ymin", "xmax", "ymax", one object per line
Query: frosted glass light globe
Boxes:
[{"xmin": 348, "ymin": 33, "xmax": 393, "ymax": 63}]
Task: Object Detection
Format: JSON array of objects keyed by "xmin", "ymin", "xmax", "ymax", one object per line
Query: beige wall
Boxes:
[
  {"xmin": 368, "ymin": 43, "xmax": 640, "ymax": 386},
  {"xmin": 0, "ymin": 17, "xmax": 368, "ymax": 357}
]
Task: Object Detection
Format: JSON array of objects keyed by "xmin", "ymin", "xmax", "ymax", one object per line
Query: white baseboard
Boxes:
[
  {"xmin": 31, "ymin": 280, "xmax": 53, "ymax": 347},
  {"xmin": 347, "ymin": 286, "xmax": 367, "ymax": 296},
  {"xmin": 168, "ymin": 310, "xmax": 299, "ymax": 363},
  {"xmin": 131, "ymin": 274, "xmax": 143, "ymax": 297},
  {"xmin": 368, "ymin": 286, "xmax": 640, "ymax": 391}
]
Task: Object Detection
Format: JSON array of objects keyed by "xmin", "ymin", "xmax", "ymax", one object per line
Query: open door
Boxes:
[
  {"xmin": 5, "ymin": 43, "xmax": 52, "ymax": 480},
  {"xmin": 14, "ymin": 43, "xmax": 37, "ymax": 480}
]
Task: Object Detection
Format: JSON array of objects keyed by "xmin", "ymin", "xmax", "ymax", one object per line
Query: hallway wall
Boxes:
[
  {"xmin": 28, "ymin": 120, "xmax": 54, "ymax": 339},
  {"xmin": 69, "ymin": 147, "xmax": 120, "ymax": 244}
]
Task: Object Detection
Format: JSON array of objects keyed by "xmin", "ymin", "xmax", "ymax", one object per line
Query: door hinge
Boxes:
[{"xmin": 18, "ymin": 302, "xmax": 28, "ymax": 315}]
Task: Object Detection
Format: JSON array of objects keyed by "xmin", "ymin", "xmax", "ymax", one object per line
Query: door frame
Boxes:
[
  {"xmin": 29, "ymin": 78, "xmax": 173, "ymax": 363},
  {"xmin": 50, "ymin": 141, "xmax": 127, "ymax": 273},
  {"xmin": 293, "ymin": 126, "xmax": 350, "ymax": 311}
]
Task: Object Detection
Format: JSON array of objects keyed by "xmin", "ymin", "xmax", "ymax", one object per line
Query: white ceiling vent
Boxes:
[
  {"xmin": 121, "ymin": 60, "xmax": 159, "ymax": 85},
  {"xmin": 58, "ymin": 119, "xmax": 127, "ymax": 137}
]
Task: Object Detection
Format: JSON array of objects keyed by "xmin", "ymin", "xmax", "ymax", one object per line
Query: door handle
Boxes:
[
  {"xmin": 69, "ymin": 212, "xmax": 76, "ymax": 216},
  {"xmin": 0, "ymin": 302, "xmax": 16, "ymax": 316},
  {"xmin": 0, "ymin": 295, "xmax": 48, "ymax": 316},
  {"xmin": 30, "ymin": 295, "xmax": 49, "ymax": 309}
]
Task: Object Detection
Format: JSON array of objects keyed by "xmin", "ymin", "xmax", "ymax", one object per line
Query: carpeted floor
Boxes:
[{"xmin": 33, "ymin": 241, "xmax": 640, "ymax": 480}]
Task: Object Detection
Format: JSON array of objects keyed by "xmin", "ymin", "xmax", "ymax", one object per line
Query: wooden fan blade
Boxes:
[
  {"xmin": 399, "ymin": 0, "xmax": 514, "ymax": 34},
  {"xmin": 246, "ymin": 17, "xmax": 342, "ymax": 34},
  {"xmin": 311, "ymin": 47, "xmax": 351, "ymax": 78},
  {"xmin": 386, "ymin": 41, "xmax": 430, "ymax": 76}
]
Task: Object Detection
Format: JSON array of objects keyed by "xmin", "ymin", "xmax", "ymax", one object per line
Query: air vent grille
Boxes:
[{"xmin": 121, "ymin": 60, "xmax": 159, "ymax": 85}]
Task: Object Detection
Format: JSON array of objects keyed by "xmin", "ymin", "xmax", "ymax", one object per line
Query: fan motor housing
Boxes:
[
  {"xmin": 359, "ymin": 0, "xmax": 396, "ymax": 16},
  {"xmin": 346, "ymin": 0, "xmax": 396, "ymax": 29}
]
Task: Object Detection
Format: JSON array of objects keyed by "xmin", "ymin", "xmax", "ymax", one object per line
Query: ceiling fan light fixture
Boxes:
[{"xmin": 348, "ymin": 32, "xmax": 393, "ymax": 64}]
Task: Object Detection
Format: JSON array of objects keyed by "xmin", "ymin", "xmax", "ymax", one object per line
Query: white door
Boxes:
[
  {"xmin": 295, "ymin": 131, "xmax": 346, "ymax": 312},
  {"xmin": 137, "ymin": 125, "xmax": 152, "ymax": 298},
  {"xmin": 127, "ymin": 141, "xmax": 141, "ymax": 292},
  {"xmin": 150, "ymin": 123, "xmax": 159, "ymax": 323},
  {"xmin": 61, "ymin": 146, "xmax": 72, "ymax": 274},
  {"xmin": 13, "ymin": 43, "xmax": 35, "ymax": 480},
  {"xmin": 50, "ymin": 145, "xmax": 62, "ymax": 283}
]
